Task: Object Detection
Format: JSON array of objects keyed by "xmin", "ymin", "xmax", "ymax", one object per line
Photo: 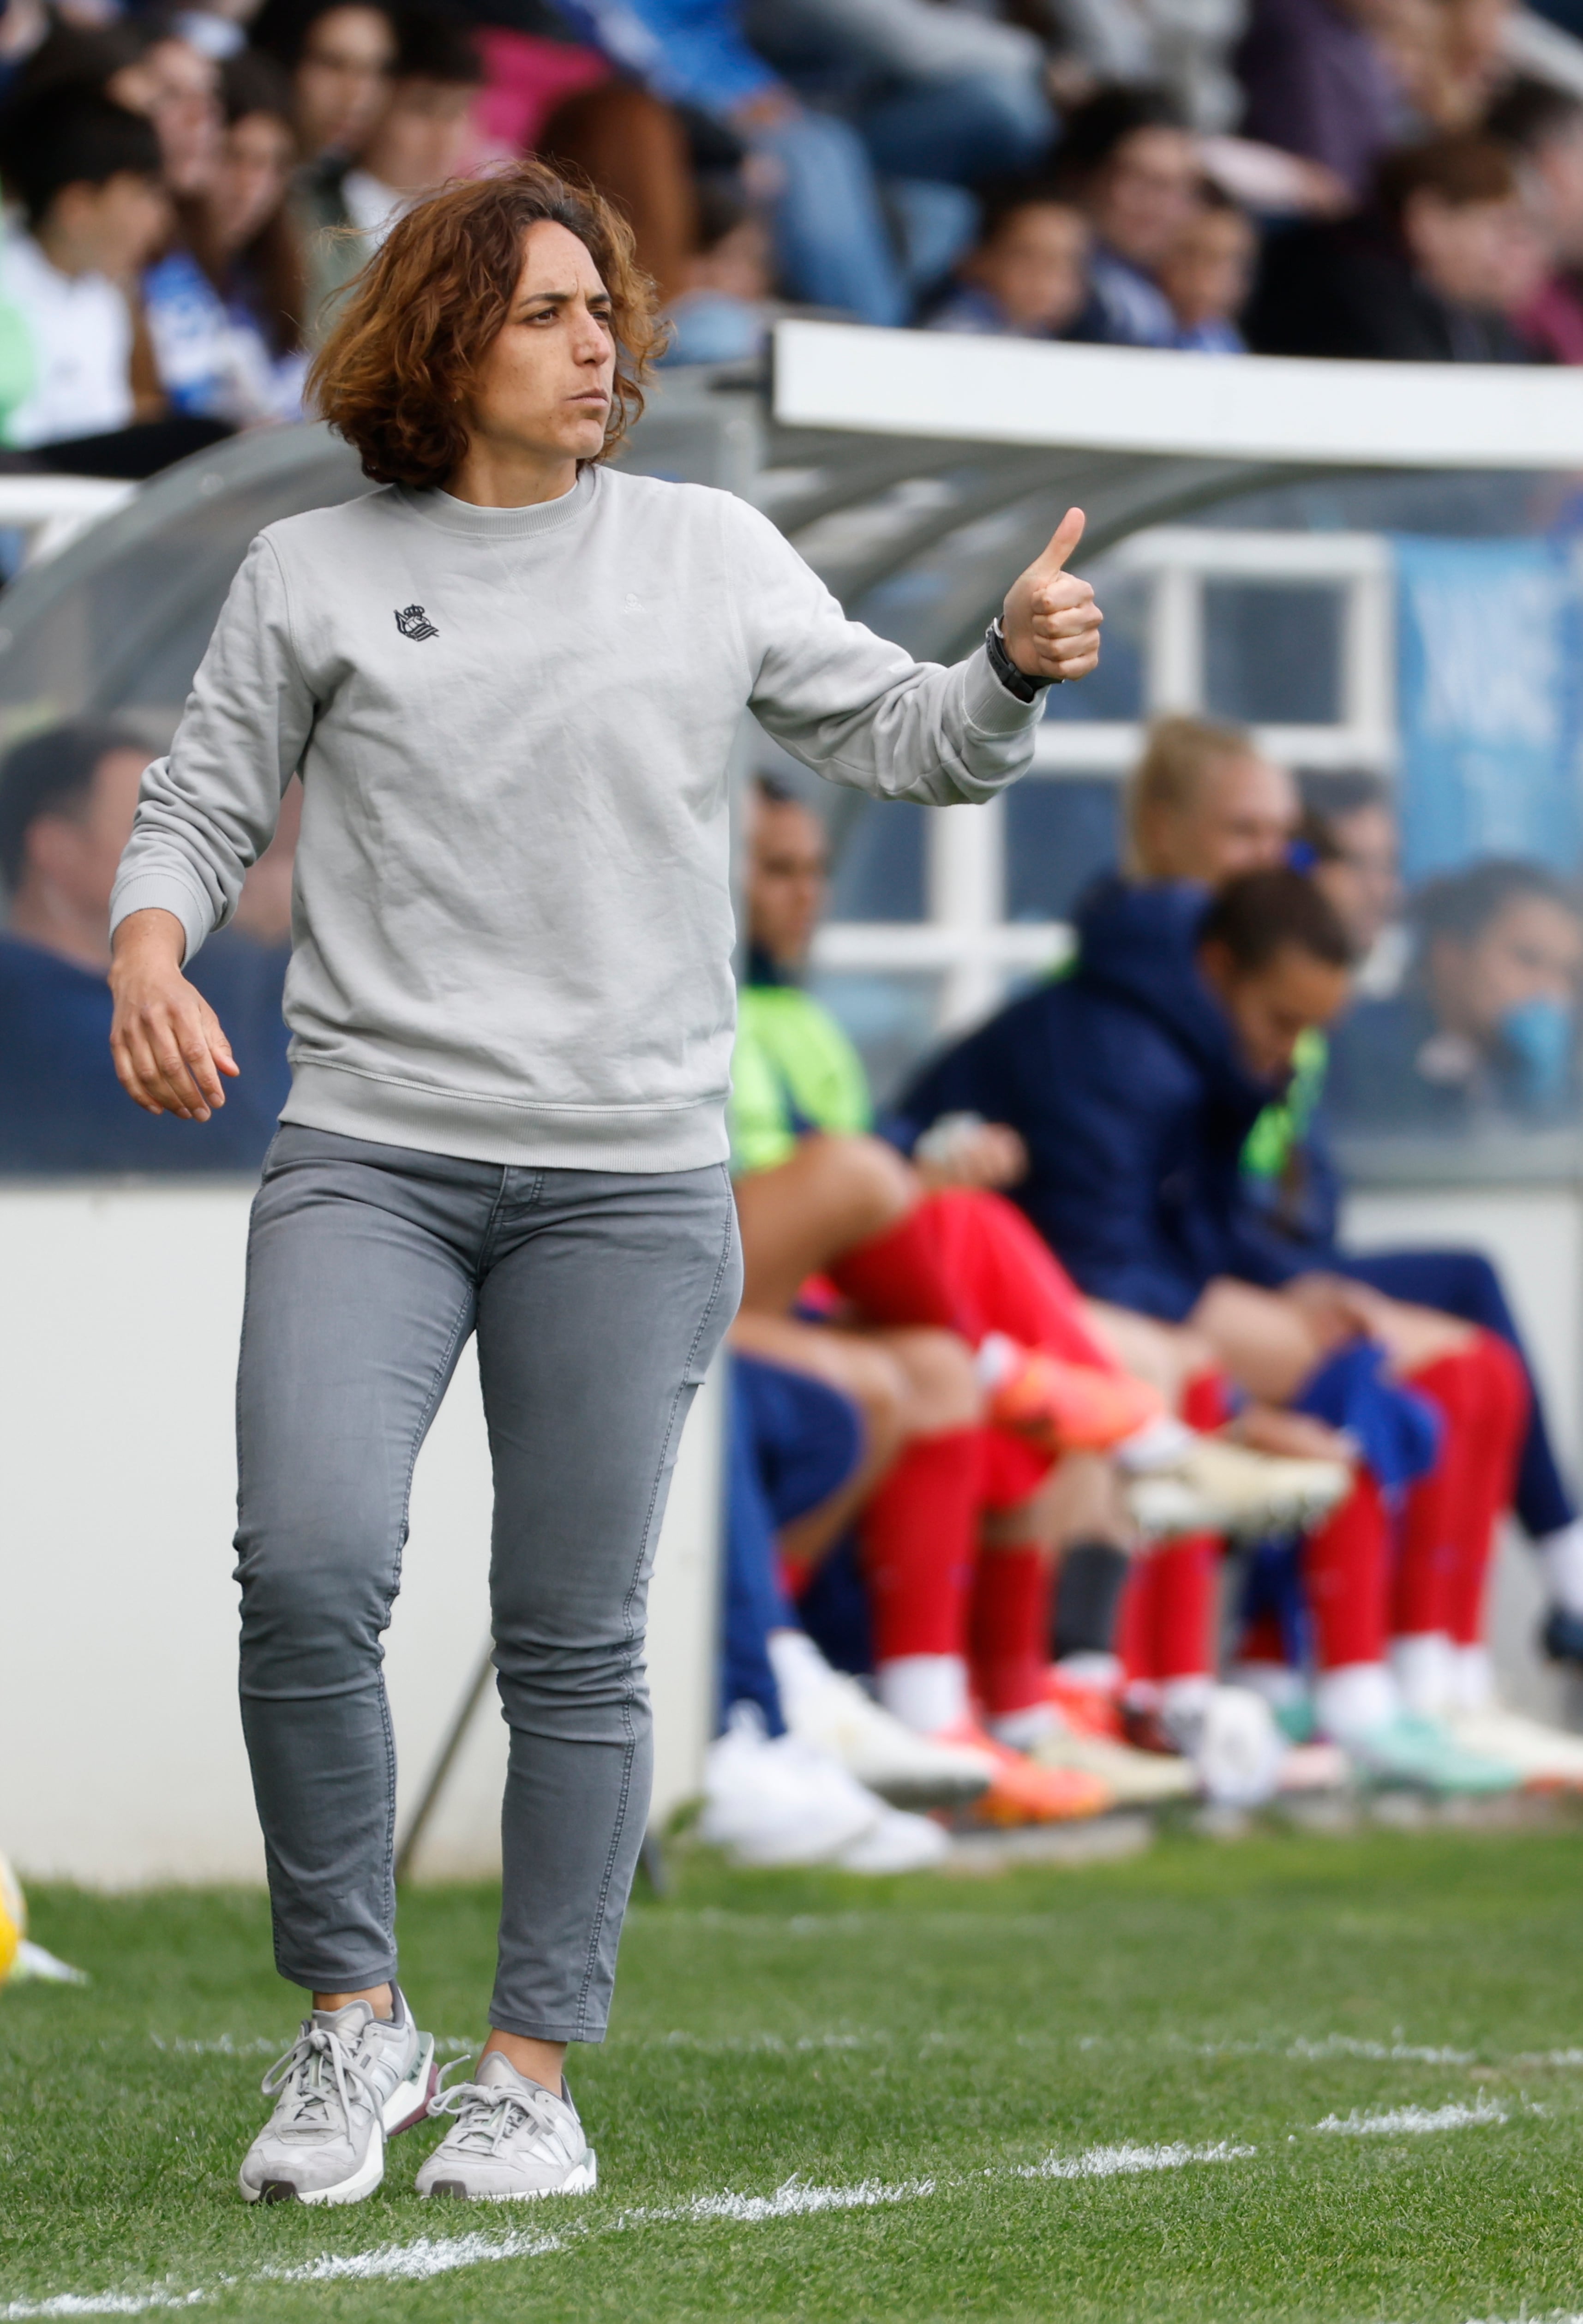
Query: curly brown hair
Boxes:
[{"xmin": 307, "ymin": 161, "xmax": 666, "ymax": 489}]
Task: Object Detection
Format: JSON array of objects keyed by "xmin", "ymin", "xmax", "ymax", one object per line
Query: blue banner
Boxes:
[{"xmin": 1393, "ymin": 534, "xmax": 1583, "ymax": 882}]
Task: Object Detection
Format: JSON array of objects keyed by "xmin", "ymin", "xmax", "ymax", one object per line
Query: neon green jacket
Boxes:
[{"xmin": 730, "ymin": 978, "xmax": 871, "ymax": 1175}]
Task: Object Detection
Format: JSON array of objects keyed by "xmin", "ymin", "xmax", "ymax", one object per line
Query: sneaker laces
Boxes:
[
  {"xmin": 428, "ymin": 2057, "xmax": 568, "ymax": 2157},
  {"xmin": 260, "ymin": 2021, "xmax": 384, "ymax": 2135}
]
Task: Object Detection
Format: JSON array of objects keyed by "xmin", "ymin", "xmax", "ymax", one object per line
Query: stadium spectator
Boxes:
[
  {"xmin": 1235, "ymin": 0, "xmax": 1414, "ymax": 199},
  {"xmin": 107, "ymin": 19, "xmax": 224, "ymax": 199},
  {"xmin": 1490, "ymin": 78, "xmax": 1583, "ymax": 362},
  {"xmin": 144, "ymin": 51, "xmax": 309, "ymax": 425},
  {"xmin": 558, "ymin": 0, "xmax": 1051, "ymax": 326},
  {"xmin": 1329, "ymin": 858, "xmax": 1583, "ymax": 1129},
  {"xmin": 1058, "ymin": 87, "xmax": 1204, "ymax": 347},
  {"xmin": 0, "ymin": 721, "xmax": 290, "ymax": 1174},
  {"xmin": 1247, "ymin": 132, "xmax": 1543, "ymax": 359},
  {"xmin": 295, "ymin": 3, "xmax": 483, "ymax": 327},
  {"xmin": 0, "ymin": 90, "xmax": 176, "ymax": 461},
  {"xmin": 251, "ymin": 0, "xmax": 397, "ymax": 165},
  {"xmin": 923, "ymin": 187, "xmax": 1091, "ymax": 339},
  {"xmin": 1158, "ymin": 184, "xmax": 1256, "ymax": 348},
  {"xmin": 662, "ymin": 181, "xmax": 774, "ymax": 365}
]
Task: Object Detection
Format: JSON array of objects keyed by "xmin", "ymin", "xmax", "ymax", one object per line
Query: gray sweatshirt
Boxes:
[{"xmin": 110, "ymin": 465, "xmax": 1042, "ymax": 1171}]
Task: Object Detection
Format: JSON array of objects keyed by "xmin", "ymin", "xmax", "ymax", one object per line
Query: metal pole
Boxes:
[{"xmin": 394, "ymin": 1639, "xmax": 495, "ymax": 1888}]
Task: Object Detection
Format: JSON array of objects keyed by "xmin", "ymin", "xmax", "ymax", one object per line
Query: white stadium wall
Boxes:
[{"xmin": 0, "ymin": 1179, "xmax": 721, "ymax": 1886}]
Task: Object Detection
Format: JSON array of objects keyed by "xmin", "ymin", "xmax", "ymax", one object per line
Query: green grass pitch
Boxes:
[{"xmin": 5, "ymin": 1820, "xmax": 1583, "ymax": 2322}]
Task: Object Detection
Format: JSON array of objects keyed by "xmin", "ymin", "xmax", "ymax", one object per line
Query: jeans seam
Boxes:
[
  {"xmin": 375, "ymin": 1285, "xmax": 475, "ymax": 1951},
  {"xmin": 570, "ymin": 1172, "xmax": 737, "ymax": 2037},
  {"xmin": 479, "ymin": 1167, "xmax": 544, "ymax": 1273}
]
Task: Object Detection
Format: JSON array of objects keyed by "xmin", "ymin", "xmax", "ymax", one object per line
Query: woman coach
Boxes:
[{"xmin": 106, "ymin": 161, "xmax": 1103, "ymax": 2206}]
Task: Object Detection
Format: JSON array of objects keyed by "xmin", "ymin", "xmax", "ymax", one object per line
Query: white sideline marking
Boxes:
[
  {"xmin": 1313, "ymin": 2097, "xmax": 1509, "ymax": 2135},
  {"xmin": 1018, "ymin": 2142, "xmax": 1256, "ymax": 2180},
  {"xmin": 0, "ymin": 2297, "xmax": 206, "ymax": 2317},
  {"xmin": 0, "ymin": 2140, "xmax": 1250, "ymax": 2312},
  {"xmin": 1198, "ymin": 2035, "xmax": 1476, "ymax": 2065}
]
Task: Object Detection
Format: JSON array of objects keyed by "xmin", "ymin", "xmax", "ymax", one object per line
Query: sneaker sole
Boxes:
[
  {"xmin": 850, "ymin": 1767, "xmax": 991, "ymax": 1810},
  {"xmin": 242, "ymin": 2126, "xmax": 386, "ymax": 2207},
  {"xmin": 240, "ymin": 2033, "xmax": 438, "ymax": 2206},
  {"xmin": 422, "ymin": 2152, "xmax": 598, "ymax": 2201}
]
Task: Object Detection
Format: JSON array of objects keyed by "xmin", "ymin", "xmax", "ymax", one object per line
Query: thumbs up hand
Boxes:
[{"xmin": 1000, "ymin": 507, "xmax": 1102, "ymax": 684}]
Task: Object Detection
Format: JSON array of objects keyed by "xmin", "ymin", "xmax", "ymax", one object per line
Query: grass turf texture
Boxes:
[{"xmin": 5, "ymin": 1826, "xmax": 1583, "ymax": 2322}]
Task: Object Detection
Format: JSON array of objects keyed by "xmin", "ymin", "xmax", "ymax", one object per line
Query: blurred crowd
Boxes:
[
  {"xmin": 3, "ymin": 0, "xmax": 1583, "ymax": 476},
  {"xmin": 9, "ymin": 708, "xmax": 1583, "ymax": 1871}
]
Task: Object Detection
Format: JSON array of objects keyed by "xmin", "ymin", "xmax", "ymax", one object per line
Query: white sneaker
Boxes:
[
  {"xmin": 416, "ymin": 2053, "xmax": 596, "ymax": 2201},
  {"xmin": 699, "ymin": 1704, "xmax": 882, "ymax": 1866},
  {"xmin": 1127, "ymin": 1438, "xmax": 1350, "ymax": 1543},
  {"xmin": 833, "ymin": 1803, "xmax": 950, "ymax": 1873},
  {"xmin": 1163, "ymin": 1685, "xmax": 1289, "ymax": 1808},
  {"xmin": 238, "ymin": 1989, "xmax": 435, "ymax": 2205},
  {"xmin": 1027, "ymin": 1723, "xmax": 1196, "ymax": 1804},
  {"xmin": 1447, "ymin": 1704, "xmax": 1583, "ymax": 1790},
  {"xmin": 768, "ymin": 1631, "xmax": 993, "ymax": 1807}
]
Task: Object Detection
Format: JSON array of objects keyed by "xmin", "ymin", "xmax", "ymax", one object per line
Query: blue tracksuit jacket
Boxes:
[{"xmin": 893, "ymin": 876, "xmax": 1318, "ymax": 1321}]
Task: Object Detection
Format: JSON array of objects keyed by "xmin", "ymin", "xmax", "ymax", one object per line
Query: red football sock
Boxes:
[
  {"xmin": 860, "ymin": 1427, "xmax": 986, "ymax": 1663},
  {"xmin": 970, "ymin": 1544, "xmax": 1050, "ymax": 1716},
  {"xmin": 1302, "ymin": 1472, "xmax": 1390, "ymax": 1670},
  {"xmin": 1396, "ymin": 1336, "xmax": 1528, "ymax": 1646},
  {"xmin": 1444, "ymin": 1335, "xmax": 1528, "ymax": 1645},
  {"xmin": 1118, "ymin": 1534, "xmax": 1219, "ymax": 1684},
  {"xmin": 1392, "ymin": 1352, "xmax": 1468, "ymax": 1641},
  {"xmin": 1182, "ymin": 1370, "xmax": 1234, "ymax": 1432},
  {"xmin": 832, "ymin": 1187, "xmax": 1121, "ymax": 1369}
]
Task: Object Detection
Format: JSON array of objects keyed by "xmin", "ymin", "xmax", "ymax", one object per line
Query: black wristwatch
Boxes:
[{"xmin": 985, "ymin": 616, "xmax": 1061, "ymax": 702}]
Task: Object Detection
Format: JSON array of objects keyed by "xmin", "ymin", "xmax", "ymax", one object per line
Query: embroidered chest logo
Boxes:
[{"xmin": 395, "ymin": 604, "xmax": 438, "ymax": 641}]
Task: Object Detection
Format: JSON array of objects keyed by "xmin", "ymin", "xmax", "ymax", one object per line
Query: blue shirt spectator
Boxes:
[
  {"xmin": 923, "ymin": 194, "xmax": 1090, "ymax": 339},
  {"xmin": 1058, "ymin": 89, "xmax": 1203, "ymax": 348}
]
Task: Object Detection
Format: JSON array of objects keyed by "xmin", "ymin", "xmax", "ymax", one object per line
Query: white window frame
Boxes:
[{"xmin": 811, "ymin": 525, "xmax": 1396, "ymax": 1034}]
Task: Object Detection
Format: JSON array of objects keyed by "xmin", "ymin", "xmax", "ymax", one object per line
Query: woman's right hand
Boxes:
[{"xmin": 109, "ymin": 908, "xmax": 238, "ymax": 1121}]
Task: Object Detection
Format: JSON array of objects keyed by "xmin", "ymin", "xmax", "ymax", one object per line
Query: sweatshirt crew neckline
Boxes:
[{"xmin": 398, "ymin": 467, "xmax": 597, "ymax": 540}]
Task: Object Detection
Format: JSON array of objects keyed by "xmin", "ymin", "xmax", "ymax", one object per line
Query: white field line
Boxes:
[
  {"xmin": 0, "ymin": 2142, "xmax": 1250, "ymax": 2315},
  {"xmin": 146, "ymin": 2036, "xmax": 480, "ymax": 2059},
  {"xmin": 1197, "ymin": 2034, "xmax": 1477, "ymax": 2064},
  {"xmin": 1016, "ymin": 2142, "xmax": 1255, "ymax": 2180},
  {"xmin": 1313, "ymin": 2096, "xmax": 1510, "ymax": 2135}
]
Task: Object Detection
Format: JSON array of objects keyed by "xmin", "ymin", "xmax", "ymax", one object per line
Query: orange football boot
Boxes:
[
  {"xmin": 934, "ymin": 1720, "xmax": 1114, "ymax": 1826},
  {"xmin": 1043, "ymin": 1666, "xmax": 1126, "ymax": 1742},
  {"xmin": 983, "ymin": 1342, "xmax": 1166, "ymax": 1455}
]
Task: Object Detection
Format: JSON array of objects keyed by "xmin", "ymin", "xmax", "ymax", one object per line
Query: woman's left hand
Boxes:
[{"xmin": 1001, "ymin": 505, "xmax": 1102, "ymax": 683}]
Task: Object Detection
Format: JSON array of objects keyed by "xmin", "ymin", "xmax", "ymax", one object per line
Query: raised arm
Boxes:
[
  {"xmin": 108, "ymin": 535, "xmax": 315, "ymax": 1122},
  {"xmin": 734, "ymin": 497, "xmax": 1101, "ymax": 807}
]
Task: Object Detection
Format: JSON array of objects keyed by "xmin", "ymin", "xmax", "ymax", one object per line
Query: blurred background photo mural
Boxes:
[{"xmin": 1395, "ymin": 530, "xmax": 1583, "ymax": 880}]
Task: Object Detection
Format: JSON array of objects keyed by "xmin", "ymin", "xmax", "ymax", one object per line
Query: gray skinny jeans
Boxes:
[{"xmin": 234, "ymin": 1126, "xmax": 739, "ymax": 2042}]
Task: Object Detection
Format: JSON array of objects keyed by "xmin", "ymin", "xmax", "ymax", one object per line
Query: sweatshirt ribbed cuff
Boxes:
[
  {"xmin": 960, "ymin": 642, "xmax": 1047, "ymax": 739},
  {"xmin": 108, "ymin": 869, "xmax": 214, "ymax": 966}
]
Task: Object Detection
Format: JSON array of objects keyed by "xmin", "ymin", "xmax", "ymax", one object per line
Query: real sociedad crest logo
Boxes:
[{"xmin": 395, "ymin": 604, "xmax": 438, "ymax": 641}]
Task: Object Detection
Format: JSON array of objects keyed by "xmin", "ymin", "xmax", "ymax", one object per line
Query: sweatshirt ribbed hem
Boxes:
[{"xmin": 280, "ymin": 1060, "xmax": 731, "ymax": 1172}]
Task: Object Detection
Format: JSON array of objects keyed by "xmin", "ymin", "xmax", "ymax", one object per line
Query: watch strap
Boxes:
[{"xmin": 985, "ymin": 616, "xmax": 1059, "ymax": 701}]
